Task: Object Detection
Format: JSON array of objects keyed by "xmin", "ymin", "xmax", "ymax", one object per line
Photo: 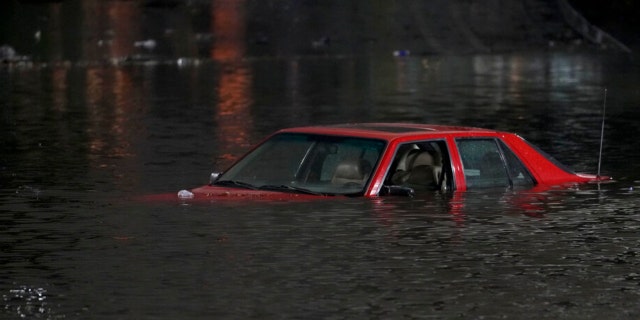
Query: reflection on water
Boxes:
[
  {"xmin": 211, "ymin": 0, "xmax": 246, "ymax": 62},
  {"xmin": 214, "ymin": 62, "xmax": 254, "ymax": 167},
  {"xmin": 3, "ymin": 285, "xmax": 60, "ymax": 319},
  {"xmin": 211, "ymin": 0, "xmax": 254, "ymax": 167},
  {"xmin": 2, "ymin": 3, "xmax": 640, "ymax": 317}
]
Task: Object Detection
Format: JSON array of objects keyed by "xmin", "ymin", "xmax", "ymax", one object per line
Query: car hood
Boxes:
[{"xmin": 136, "ymin": 184, "xmax": 329, "ymax": 204}]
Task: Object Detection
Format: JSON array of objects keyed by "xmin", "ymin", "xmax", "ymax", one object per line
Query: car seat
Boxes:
[
  {"xmin": 331, "ymin": 158, "xmax": 372, "ymax": 186},
  {"xmin": 393, "ymin": 149, "xmax": 441, "ymax": 190}
]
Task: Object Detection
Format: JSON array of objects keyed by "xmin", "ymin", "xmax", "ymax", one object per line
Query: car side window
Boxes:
[
  {"xmin": 497, "ymin": 140, "xmax": 535, "ymax": 187},
  {"xmin": 456, "ymin": 138, "xmax": 534, "ymax": 189},
  {"xmin": 383, "ymin": 140, "xmax": 452, "ymax": 193}
]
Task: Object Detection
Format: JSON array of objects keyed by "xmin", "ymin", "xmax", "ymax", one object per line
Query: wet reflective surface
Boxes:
[
  {"xmin": 4, "ymin": 50, "xmax": 640, "ymax": 320},
  {"xmin": 3, "ymin": 2, "xmax": 640, "ymax": 320}
]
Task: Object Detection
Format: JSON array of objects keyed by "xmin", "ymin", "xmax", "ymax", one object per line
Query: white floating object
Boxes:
[{"xmin": 177, "ymin": 189, "xmax": 194, "ymax": 199}]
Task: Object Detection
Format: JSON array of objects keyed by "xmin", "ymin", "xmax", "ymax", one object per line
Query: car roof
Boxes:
[{"xmin": 277, "ymin": 123, "xmax": 502, "ymax": 140}]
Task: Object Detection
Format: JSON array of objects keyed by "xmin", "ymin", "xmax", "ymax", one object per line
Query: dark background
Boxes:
[
  {"xmin": 0, "ymin": 0, "xmax": 638, "ymax": 61},
  {"xmin": 569, "ymin": 0, "xmax": 640, "ymax": 48}
]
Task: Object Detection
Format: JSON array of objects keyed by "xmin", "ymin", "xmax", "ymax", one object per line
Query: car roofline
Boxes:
[{"xmin": 275, "ymin": 123, "xmax": 501, "ymax": 140}]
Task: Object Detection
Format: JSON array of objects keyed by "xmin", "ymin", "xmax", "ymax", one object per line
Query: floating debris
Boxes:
[{"xmin": 177, "ymin": 189, "xmax": 194, "ymax": 199}]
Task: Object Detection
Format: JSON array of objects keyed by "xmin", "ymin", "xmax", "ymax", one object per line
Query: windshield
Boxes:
[{"xmin": 215, "ymin": 133, "xmax": 386, "ymax": 195}]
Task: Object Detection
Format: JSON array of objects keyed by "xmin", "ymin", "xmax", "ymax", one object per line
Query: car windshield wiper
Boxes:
[
  {"xmin": 259, "ymin": 184, "xmax": 332, "ymax": 196},
  {"xmin": 213, "ymin": 180, "xmax": 258, "ymax": 190}
]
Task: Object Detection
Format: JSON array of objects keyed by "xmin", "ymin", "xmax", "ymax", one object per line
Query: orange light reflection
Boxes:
[
  {"xmin": 211, "ymin": 0, "xmax": 254, "ymax": 168},
  {"xmin": 214, "ymin": 63, "xmax": 254, "ymax": 167},
  {"xmin": 107, "ymin": 1, "xmax": 139, "ymax": 59},
  {"xmin": 211, "ymin": 0, "xmax": 246, "ymax": 61},
  {"xmin": 83, "ymin": 1, "xmax": 147, "ymax": 189}
]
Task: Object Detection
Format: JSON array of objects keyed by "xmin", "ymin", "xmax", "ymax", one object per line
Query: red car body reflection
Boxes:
[{"xmin": 141, "ymin": 123, "xmax": 610, "ymax": 203}]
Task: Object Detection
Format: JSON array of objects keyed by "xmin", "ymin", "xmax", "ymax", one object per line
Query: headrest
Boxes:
[
  {"xmin": 408, "ymin": 150, "xmax": 434, "ymax": 168},
  {"xmin": 332, "ymin": 158, "xmax": 371, "ymax": 182}
]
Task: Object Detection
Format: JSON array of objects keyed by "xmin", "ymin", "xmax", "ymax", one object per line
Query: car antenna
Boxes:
[{"xmin": 597, "ymin": 88, "xmax": 607, "ymax": 178}]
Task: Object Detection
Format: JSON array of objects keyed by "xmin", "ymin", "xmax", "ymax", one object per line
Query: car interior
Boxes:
[
  {"xmin": 386, "ymin": 140, "xmax": 451, "ymax": 193},
  {"xmin": 331, "ymin": 158, "xmax": 373, "ymax": 187}
]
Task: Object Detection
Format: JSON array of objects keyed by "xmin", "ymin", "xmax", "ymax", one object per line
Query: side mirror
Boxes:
[
  {"xmin": 209, "ymin": 172, "xmax": 221, "ymax": 185},
  {"xmin": 380, "ymin": 185, "xmax": 415, "ymax": 197}
]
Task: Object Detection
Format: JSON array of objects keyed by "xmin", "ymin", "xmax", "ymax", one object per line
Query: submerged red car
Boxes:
[{"xmin": 167, "ymin": 123, "xmax": 609, "ymax": 201}]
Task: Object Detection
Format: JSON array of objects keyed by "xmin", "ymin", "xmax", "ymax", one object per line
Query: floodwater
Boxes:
[{"xmin": 3, "ymin": 2, "xmax": 640, "ymax": 320}]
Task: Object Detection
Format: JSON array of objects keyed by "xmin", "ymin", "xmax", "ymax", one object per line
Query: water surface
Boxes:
[{"xmin": 2, "ymin": 6, "xmax": 640, "ymax": 318}]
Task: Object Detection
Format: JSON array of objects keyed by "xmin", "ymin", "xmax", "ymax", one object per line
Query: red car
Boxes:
[{"xmin": 166, "ymin": 123, "xmax": 609, "ymax": 201}]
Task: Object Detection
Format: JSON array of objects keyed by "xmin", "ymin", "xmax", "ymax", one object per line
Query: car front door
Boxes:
[{"xmin": 381, "ymin": 139, "xmax": 454, "ymax": 194}]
